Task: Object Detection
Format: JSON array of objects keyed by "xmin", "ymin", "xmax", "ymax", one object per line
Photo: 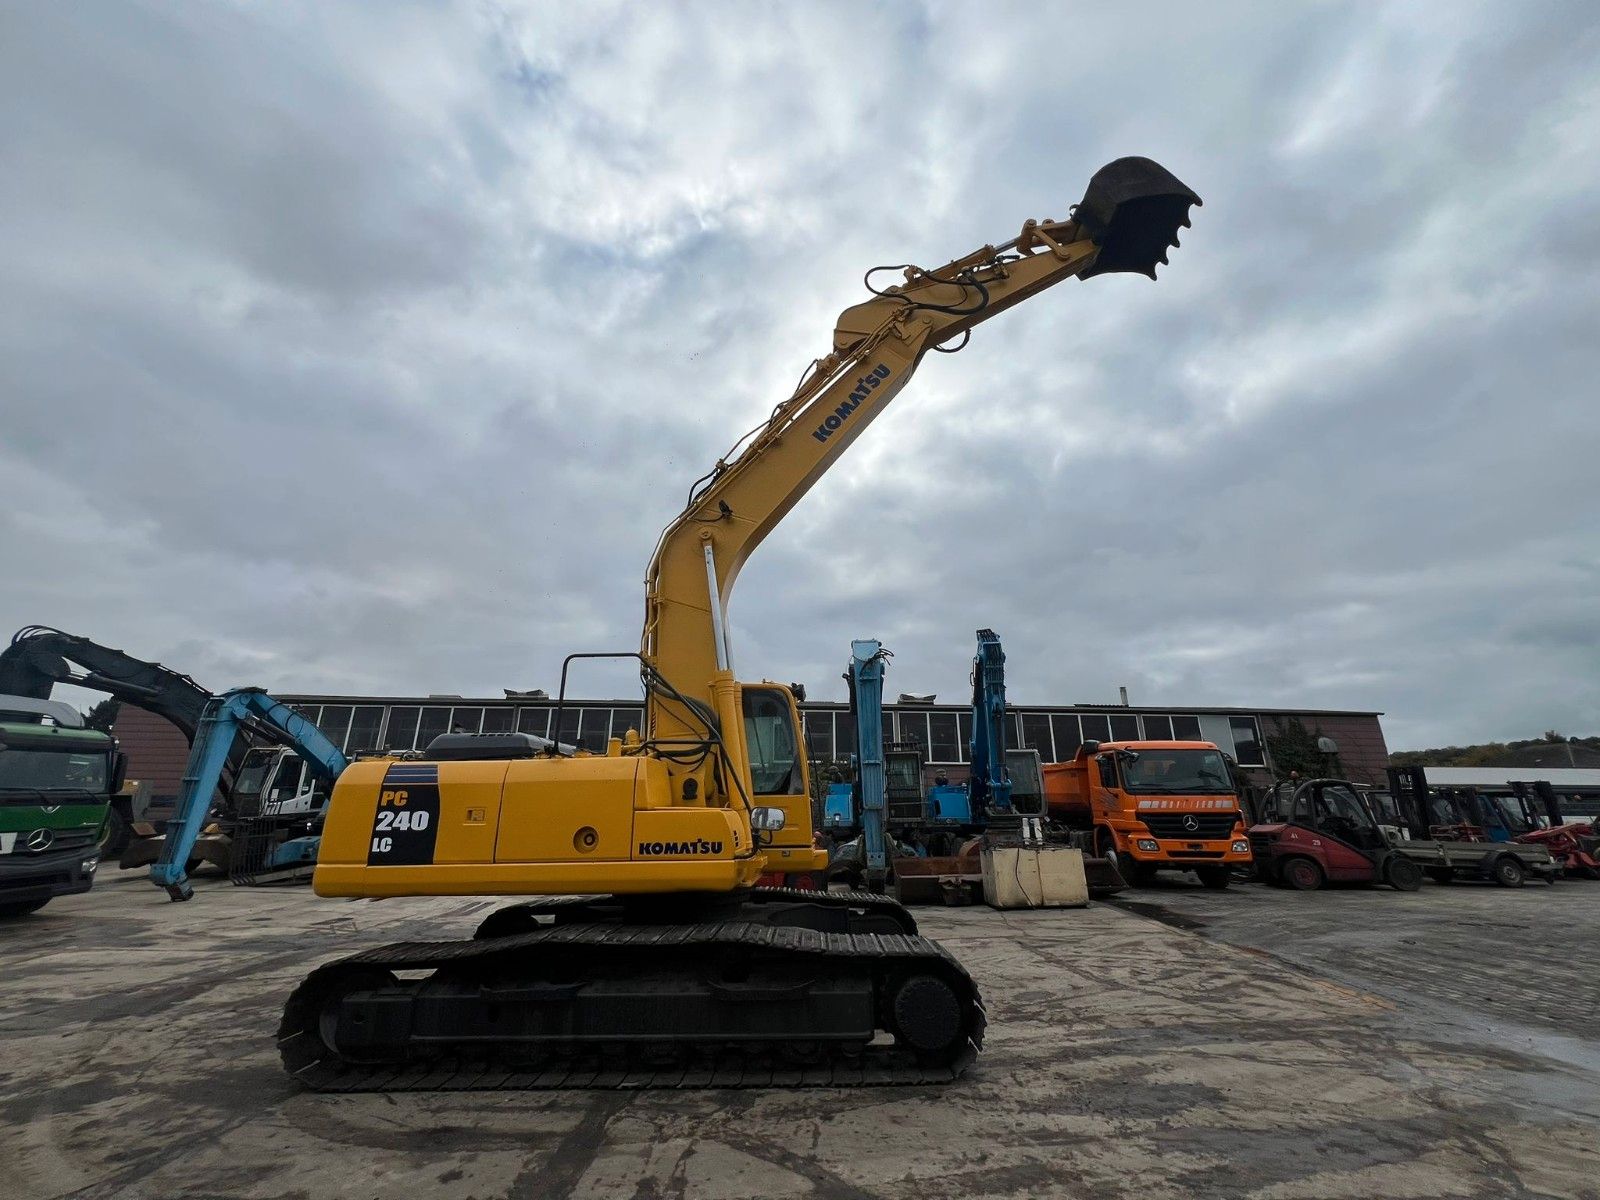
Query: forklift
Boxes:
[
  {"xmin": 1386, "ymin": 766, "xmax": 1561, "ymax": 886},
  {"xmin": 1248, "ymin": 777, "xmax": 1424, "ymax": 891}
]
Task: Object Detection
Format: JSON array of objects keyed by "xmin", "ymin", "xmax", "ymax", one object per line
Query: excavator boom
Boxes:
[{"xmin": 643, "ymin": 157, "xmax": 1199, "ymax": 731}]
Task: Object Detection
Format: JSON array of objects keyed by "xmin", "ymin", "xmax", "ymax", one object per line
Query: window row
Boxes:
[
  {"xmin": 803, "ymin": 710, "xmax": 1266, "ymax": 767},
  {"xmin": 298, "ymin": 704, "xmax": 645, "ymax": 757},
  {"xmin": 294, "ymin": 703, "xmax": 1264, "ymax": 768}
]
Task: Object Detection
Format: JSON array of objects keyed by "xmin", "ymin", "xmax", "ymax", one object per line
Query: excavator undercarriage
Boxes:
[{"xmin": 279, "ymin": 888, "xmax": 984, "ymax": 1090}]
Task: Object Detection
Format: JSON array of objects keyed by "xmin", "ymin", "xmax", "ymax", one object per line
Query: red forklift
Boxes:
[
  {"xmin": 1508, "ymin": 780, "xmax": 1600, "ymax": 878},
  {"xmin": 1248, "ymin": 777, "xmax": 1424, "ymax": 892}
]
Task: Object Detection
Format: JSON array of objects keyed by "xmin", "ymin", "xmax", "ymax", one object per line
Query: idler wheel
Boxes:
[{"xmin": 890, "ymin": 974, "xmax": 963, "ymax": 1055}]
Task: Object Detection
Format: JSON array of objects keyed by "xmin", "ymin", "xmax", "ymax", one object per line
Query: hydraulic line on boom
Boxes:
[{"xmin": 280, "ymin": 157, "xmax": 1201, "ymax": 1091}]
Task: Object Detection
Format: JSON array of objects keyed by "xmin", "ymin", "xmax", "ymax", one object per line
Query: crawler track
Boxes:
[
  {"xmin": 472, "ymin": 886, "xmax": 918, "ymax": 938},
  {"xmin": 279, "ymin": 891, "xmax": 983, "ymax": 1091}
]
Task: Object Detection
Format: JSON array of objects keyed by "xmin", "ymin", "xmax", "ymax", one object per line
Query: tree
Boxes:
[{"xmin": 84, "ymin": 697, "xmax": 121, "ymax": 734}]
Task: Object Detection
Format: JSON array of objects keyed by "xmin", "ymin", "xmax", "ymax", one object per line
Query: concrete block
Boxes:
[{"xmin": 981, "ymin": 845, "xmax": 1089, "ymax": 909}]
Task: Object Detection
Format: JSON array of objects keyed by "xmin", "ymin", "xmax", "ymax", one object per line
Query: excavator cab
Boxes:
[{"xmin": 739, "ymin": 684, "xmax": 811, "ymax": 867}]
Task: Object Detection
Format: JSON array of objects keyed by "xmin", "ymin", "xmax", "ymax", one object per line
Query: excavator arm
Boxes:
[
  {"xmin": 641, "ymin": 159, "xmax": 1200, "ymax": 764},
  {"xmin": 845, "ymin": 638, "xmax": 892, "ymax": 891},
  {"xmin": 967, "ymin": 629, "xmax": 1013, "ymax": 820}
]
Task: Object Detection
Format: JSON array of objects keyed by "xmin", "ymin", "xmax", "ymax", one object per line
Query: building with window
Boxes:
[{"xmin": 111, "ymin": 694, "xmax": 1390, "ymax": 805}]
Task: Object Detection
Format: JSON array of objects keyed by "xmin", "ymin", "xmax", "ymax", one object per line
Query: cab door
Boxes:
[{"xmin": 740, "ymin": 685, "xmax": 811, "ymax": 854}]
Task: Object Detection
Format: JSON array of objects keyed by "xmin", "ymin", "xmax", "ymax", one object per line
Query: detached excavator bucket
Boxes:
[
  {"xmin": 1082, "ymin": 852, "xmax": 1126, "ymax": 898},
  {"xmin": 1074, "ymin": 157, "xmax": 1201, "ymax": 280}
]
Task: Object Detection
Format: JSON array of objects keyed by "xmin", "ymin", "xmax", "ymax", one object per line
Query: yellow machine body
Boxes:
[
  {"xmin": 315, "ymin": 755, "xmax": 767, "ymax": 897},
  {"xmin": 314, "ymin": 679, "xmax": 824, "ymax": 897}
]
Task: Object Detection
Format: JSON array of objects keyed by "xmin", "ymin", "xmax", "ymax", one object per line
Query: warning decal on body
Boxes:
[{"xmin": 367, "ymin": 763, "xmax": 441, "ymax": 866}]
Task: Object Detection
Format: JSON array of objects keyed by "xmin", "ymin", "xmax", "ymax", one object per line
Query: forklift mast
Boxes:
[{"xmin": 1385, "ymin": 764, "xmax": 1434, "ymax": 842}]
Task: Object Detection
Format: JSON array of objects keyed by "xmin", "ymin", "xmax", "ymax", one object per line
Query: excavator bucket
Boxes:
[
  {"xmin": 1074, "ymin": 157, "xmax": 1201, "ymax": 280},
  {"xmin": 1082, "ymin": 852, "xmax": 1126, "ymax": 898}
]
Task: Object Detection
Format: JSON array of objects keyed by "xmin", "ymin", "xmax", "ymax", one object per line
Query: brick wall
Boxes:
[{"xmin": 113, "ymin": 707, "xmax": 191, "ymax": 801}]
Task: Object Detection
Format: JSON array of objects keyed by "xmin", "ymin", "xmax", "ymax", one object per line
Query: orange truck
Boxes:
[{"xmin": 1043, "ymin": 739, "xmax": 1251, "ymax": 888}]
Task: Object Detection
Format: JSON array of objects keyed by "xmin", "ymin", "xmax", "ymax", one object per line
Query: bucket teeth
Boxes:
[{"xmin": 1073, "ymin": 156, "xmax": 1201, "ymax": 280}]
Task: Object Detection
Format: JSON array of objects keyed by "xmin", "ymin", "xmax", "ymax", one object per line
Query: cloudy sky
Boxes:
[{"xmin": 4, "ymin": 2, "xmax": 1599, "ymax": 750}]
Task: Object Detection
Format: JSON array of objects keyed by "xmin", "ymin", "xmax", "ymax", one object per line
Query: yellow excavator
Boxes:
[{"xmin": 278, "ymin": 157, "xmax": 1201, "ymax": 1090}]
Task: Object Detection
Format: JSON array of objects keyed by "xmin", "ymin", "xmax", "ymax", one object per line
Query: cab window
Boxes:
[
  {"xmin": 741, "ymin": 687, "xmax": 802, "ymax": 795},
  {"xmin": 1316, "ymin": 785, "xmax": 1369, "ymax": 839},
  {"xmin": 269, "ymin": 759, "xmax": 306, "ymax": 804}
]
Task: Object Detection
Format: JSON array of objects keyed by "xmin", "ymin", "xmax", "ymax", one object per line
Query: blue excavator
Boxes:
[{"xmin": 151, "ymin": 688, "xmax": 349, "ymax": 900}]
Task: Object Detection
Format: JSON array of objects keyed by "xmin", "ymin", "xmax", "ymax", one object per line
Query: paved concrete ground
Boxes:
[{"xmin": 3, "ymin": 870, "xmax": 1598, "ymax": 1200}]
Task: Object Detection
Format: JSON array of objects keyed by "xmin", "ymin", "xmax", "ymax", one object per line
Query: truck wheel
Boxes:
[
  {"xmin": 1281, "ymin": 857, "xmax": 1324, "ymax": 891},
  {"xmin": 1426, "ymin": 868, "xmax": 1454, "ymax": 885},
  {"xmin": 1196, "ymin": 867, "xmax": 1231, "ymax": 890},
  {"xmin": 1492, "ymin": 856, "xmax": 1526, "ymax": 888},
  {"xmin": 1383, "ymin": 855, "xmax": 1424, "ymax": 892},
  {"xmin": 98, "ymin": 806, "xmax": 131, "ymax": 858},
  {"xmin": 0, "ymin": 898, "xmax": 50, "ymax": 918},
  {"xmin": 1110, "ymin": 851, "xmax": 1153, "ymax": 886}
]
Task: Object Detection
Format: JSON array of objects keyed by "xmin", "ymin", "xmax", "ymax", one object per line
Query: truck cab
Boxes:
[
  {"xmin": 1044, "ymin": 739, "xmax": 1250, "ymax": 888},
  {"xmin": 0, "ymin": 701, "xmax": 122, "ymax": 916}
]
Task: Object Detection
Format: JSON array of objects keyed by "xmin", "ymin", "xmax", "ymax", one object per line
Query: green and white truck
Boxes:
[{"xmin": 0, "ymin": 695, "xmax": 122, "ymax": 916}]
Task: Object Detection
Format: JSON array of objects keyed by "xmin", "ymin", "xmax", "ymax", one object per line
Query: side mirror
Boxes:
[
  {"xmin": 750, "ymin": 806, "xmax": 786, "ymax": 833},
  {"xmin": 112, "ymin": 752, "xmax": 128, "ymax": 793},
  {"xmin": 750, "ymin": 805, "xmax": 786, "ymax": 846}
]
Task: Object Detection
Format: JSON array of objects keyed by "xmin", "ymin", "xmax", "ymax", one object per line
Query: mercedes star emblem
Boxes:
[
  {"xmin": 25, "ymin": 828, "xmax": 55, "ymax": 852},
  {"xmin": 1182, "ymin": 814, "xmax": 1200, "ymax": 832}
]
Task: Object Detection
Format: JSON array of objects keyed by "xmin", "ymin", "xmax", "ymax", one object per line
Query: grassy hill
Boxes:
[{"xmin": 1390, "ymin": 732, "xmax": 1600, "ymax": 768}]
